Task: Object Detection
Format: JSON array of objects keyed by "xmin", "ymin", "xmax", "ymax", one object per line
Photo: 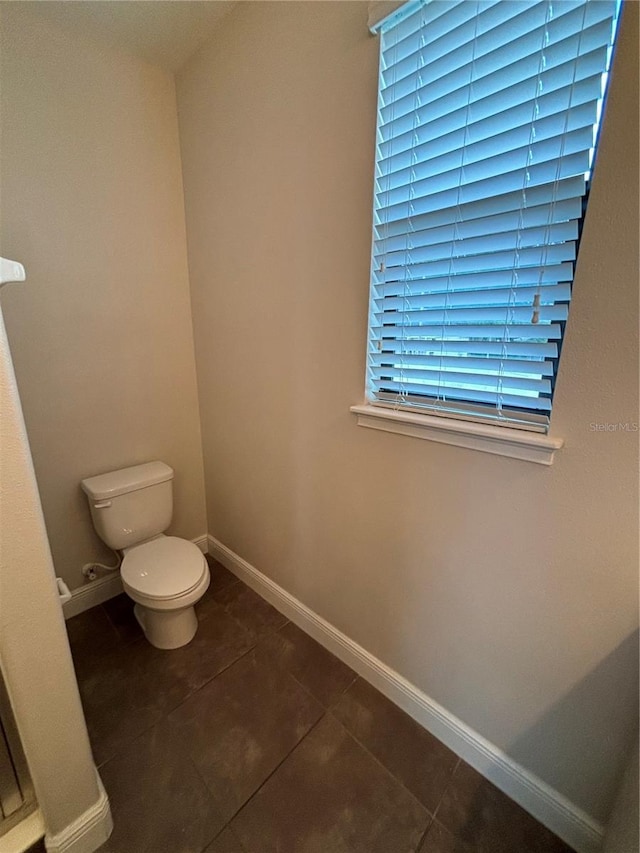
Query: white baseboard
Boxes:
[
  {"xmin": 63, "ymin": 535, "xmax": 209, "ymax": 620},
  {"xmin": 44, "ymin": 773, "xmax": 112, "ymax": 853},
  {"xmin": 192, "ymin": 534, "xmax": 209, "ymax": 553},
  {"xmin": 0, "ymin": 807, "xmax": 45, "ymax": 853},
  {"xmin": 63, "ymin": 574, "xmax": 123, "ymax": 620},
  {"xmin": 207, "ymin": 534, "xmax": 604, "ymax": 853}
]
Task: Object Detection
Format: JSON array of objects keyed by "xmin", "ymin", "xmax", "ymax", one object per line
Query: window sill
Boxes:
[{"xmin": 350, "ymin": 404, "xmax": 564, "ymax": 465}]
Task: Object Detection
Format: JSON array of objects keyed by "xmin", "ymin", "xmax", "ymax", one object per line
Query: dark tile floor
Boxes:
[{"xmin": 65, "ymin": 556, "xmax": 575, "ymax": 853}]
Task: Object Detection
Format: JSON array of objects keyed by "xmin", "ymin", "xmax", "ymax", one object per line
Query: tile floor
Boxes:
[{"xmin": 64, "ymin": 556, "xmax": 575, "ymax": 853}]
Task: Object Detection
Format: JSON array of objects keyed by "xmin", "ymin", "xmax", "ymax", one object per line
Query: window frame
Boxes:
[{"xmin": 353, "ymin": 0, "xmax": 622, "ymax": 463}]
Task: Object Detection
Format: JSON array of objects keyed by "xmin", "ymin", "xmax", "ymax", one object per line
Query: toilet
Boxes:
[{"xmin": 81, "ymin": 461, "xmax": 210, "ymax": 650}]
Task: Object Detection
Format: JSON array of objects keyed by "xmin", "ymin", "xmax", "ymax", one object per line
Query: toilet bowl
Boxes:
[
  {"xmin": 121, "ymin": 535, "xmax": 210, "ymax": 649},
  {"xmin": 81, "ymin": 461, "xmax": 210, "ymax": 650}
]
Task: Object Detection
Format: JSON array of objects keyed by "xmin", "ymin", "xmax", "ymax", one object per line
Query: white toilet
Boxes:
[{"xmin": 81, "ymin": 461, "xmax": 210, "ymax": 650}]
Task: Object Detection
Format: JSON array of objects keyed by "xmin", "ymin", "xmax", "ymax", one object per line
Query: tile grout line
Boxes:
[
  {"xmin": 261, "ymin": 618, "xmax": 359, "ymax": 712},
  {"xmin": 175, "ymin": 622, "xmax": 335, "ymax": 851},
  {"xmin": 198, "ymin": 824, "xmax": 248, "ymax": 853},
  {"xmin": 164, "ymin": 607, "xmax": 293, "ymax": 718},
  {"xmin": 95, "ymin": 628, "xmax": 264, "ymax": 769},
  {"xmin": 414, "ymin": 756, "xmax": 463, "ymax": 851},
  {"xmin": 115, "ymin": 610, "xmax": 290, "ymax": 757},
  {"xmin": 190, "ymin": 590, "xmax": 436, "ymax": 845},
  {"xmin": 212, "ymin": 705, "xmax": 434, "ymax": 852},
  {"xmin": 324, "ymin": 706, "xmax": 437, "ymax": 824},
  {"xmin": 79, "ymin": 573, "xmax": 577, "ymax": 853},
  {"xmin": 406, "ymin": 755, "xmax": 462, "ymax": 852},
  {"xmin": 186, "ymin": 758, "xmax": 237, "ymax": 853},
  {"xmin": 91, "ymin": 588, "xmax": 289, "ymax": 769},
  {"xmin": 431, "ymin": 757, "xmax": 461, "ymax": 823},
  {"xmin": 210, "ymin": 712, "xmax": 330, "ymax": 834},
  {"xmin": 208, "ymin": 580, "xmax": 454, "ymax": 846},
  {"xmin": 277, "ymin": 657, "xmax": 357, "ymax": 715},
  {"xmin": 85, "ymin": 579, "xmax": 445, "ymax": 846},
  {"xmin": 94, "ymin": 638, "xmax": 258, "ymax": 769},
  {"xmin": 89, "ymin": 583, "xmax": 445, "ymax": 839},
  {"xmin": 413, "ymin": 815, "xmax": 436, "ymax": 853},
  {"xmin": 82, "ymin": 602, "xmax": 458, "ymax": 851}
]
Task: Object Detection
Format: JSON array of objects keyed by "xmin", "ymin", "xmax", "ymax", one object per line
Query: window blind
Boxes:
[{"xmin": 368, "ymin": 0, "xmax": 621, "ymax": 431}]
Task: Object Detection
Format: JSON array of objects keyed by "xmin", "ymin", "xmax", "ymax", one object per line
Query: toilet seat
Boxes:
[{"xmin": 121, "ymin": 536, "xmax": 207, "ymax": 601}]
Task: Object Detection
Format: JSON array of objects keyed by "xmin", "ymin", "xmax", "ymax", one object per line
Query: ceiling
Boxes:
[{"xmin": 24, "ymin": 1, "xmax": 237, "ymax": 72}]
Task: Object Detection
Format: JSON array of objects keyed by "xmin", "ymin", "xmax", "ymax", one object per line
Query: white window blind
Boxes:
[{"xmin": 368, "ymin": 0, "xmax": 621, "ymax": 431}]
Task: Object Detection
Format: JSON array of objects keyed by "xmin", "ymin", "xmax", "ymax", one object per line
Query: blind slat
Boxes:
[
  {"xmin": 377, "ymin": 222, "xmax": 578, "ymax": 269},
  {"xmin": 377, "ymin": 179, "xmax": 585, "ymax": 238},
  {"xmin": 377, "ymin": 264, "xmax": 574, "ymax": 298},
  {"xmin": 376, "ymin": 131, "xmax": 593, "ymax": 207},
  {"xmin": 374, "ymin": 339, "xmax": 559, "ymax": 358},
  {"xmin": 376, "ymin": 282, "xmax": 572, "ymax": 312},
  {"xmin": 381, "ymin": 1, "xmax": 501, "ymax": 60},
  {"xmin": 377, "ymin": 157, "xmax": 590, "ymax": 223},
  {"xmin": 372, "ymin": 365, "xmax": 552, "ymax": 395},
  {"xmin": 376, "ymin": 381, "xmax": 553, "ymax": 411},
  {"xmin": 381, "ymin": 6, "xmax": 614, "ymax": 105},
  {"xmin": 374, "ymin": 303, "xmax": 568, "ymax": 325},
  {"xmin": 372, "ymin": 323, "xmax": 564, "ymax": 339},
  {"xmin": 371, "ymin": 352, "xmax": 556, "ymax": 376},
  {"xmin": 378, "ymin": 100, "xmax": 598, "ymax": 180},
  {"xmin": 374, "ymin": 244, "xmax": 576, "ymax": 283},
  {"xmin": 379, "ymin": 51, "xmax": 606, "ymax": 142},
  {"xmin": 367, "ymin": 0, "xmax": 620, "ymax": 425},
  {"xmin": 375, "ymin": 200, "xmax": 582, "ymax": 254}
]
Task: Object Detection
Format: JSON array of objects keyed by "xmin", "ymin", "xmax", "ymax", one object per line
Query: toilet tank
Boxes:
[{"xmin": 81, "ymin": 462, "xmax": 173, "ymax": 551}]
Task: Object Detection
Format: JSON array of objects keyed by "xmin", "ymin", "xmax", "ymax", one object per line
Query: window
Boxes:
[{"xmin": 364, "ymin": 0, "xmax": 621, "ymax": 434}]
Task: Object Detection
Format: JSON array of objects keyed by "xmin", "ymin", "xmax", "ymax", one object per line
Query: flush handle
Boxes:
[{"xmin": 93, "ymin": 500, "xmax": 112, "ymax": 509}]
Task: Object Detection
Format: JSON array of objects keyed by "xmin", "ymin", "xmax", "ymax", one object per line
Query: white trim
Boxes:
[
  {"xmin": 44, "ymin": 774, "xmax": 112, "ymax": 853},
  {"xmin": 207, "ymin": 534, "xmax": 604, "ymax": 853},
  {"xmin": 368, "ymin": 0, "xmax": 412, "ymax": 33},
  {"xmin": 191, "ymin": 534, "xmax": 209, "ymax": 553},
  {"xmin": 0, "ymin": 808, "xmax": 45, "ymax": 853},
  {"xmin": 350, "ymin": 404, "xmax": 564, "ymax": 465},
  {"xmin": 62, "ymin": 574, "xmax": 123, "ymax": 620},
  {"xmin": 63, "ymin": 535, "xmax": 209, "ymax": 619},
  {"xmin": 0, "ymin": 256, "xmax": 26, "ymax": 287}
]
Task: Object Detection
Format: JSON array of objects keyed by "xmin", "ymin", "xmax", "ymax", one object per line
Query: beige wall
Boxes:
[
  {"xmin": 177, "ymin": 1, "xmax": 639, "ymax": 825},
  {"xmin": 0, "ymin": 4, "xmax": 206, "ymax": 590},
  {"xmin": 603, "ymin": 739, "xmax": 639, "ymax": 853},
  {"xmin": 0, "ymin": 302, "xmax": 111, "ymax": 844},
  {"xmin": 0, "ymin": 0, "xmax": 636, "ymax": 833}
]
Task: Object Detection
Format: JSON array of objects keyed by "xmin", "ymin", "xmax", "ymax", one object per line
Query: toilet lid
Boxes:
[{"xmin": 121, "ymin": 537, "xmax": 206, "ymax": 601}]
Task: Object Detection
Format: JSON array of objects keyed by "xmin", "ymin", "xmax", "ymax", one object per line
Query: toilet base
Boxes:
[{"xmin": 133, "ymin": 602, "xmax": 198, "ymax": 649}]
